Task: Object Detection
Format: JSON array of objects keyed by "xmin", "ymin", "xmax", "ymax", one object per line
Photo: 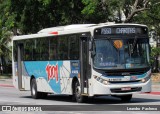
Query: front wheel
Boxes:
[{"xmin": 73, "ymin": 81, "xmax": 87, "ymax": 103}]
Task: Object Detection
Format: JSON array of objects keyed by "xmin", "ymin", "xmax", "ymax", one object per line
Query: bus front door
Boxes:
[
  {"xmin": 17, "ymin": 43, "xmax": 24, "ymax": 90},
  {"xmin": 80, "ymin": 37, "xmax": 89, "ymax": 95}
]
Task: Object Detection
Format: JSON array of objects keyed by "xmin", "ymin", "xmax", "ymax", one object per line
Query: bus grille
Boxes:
[
  {"xmin": 110, "ymin": 87, "xmax": 142, "ymax": 93},
  {"xmin": 109, "ymin": 80, "xmax": 141, "ymax": 84},
  {"xmin": 106, "ymin": 71, "xmax": 146, "ymax": 76}
]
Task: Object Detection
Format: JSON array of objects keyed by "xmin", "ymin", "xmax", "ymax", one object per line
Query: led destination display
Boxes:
[{"xmin": 94, "ymin": 26, "xmax": 148, "ymax": 35}]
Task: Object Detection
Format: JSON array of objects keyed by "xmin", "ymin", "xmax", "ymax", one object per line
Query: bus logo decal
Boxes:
[{"xmin": 46, "ymin": 63, "xmax": 58, "ymax": 83}]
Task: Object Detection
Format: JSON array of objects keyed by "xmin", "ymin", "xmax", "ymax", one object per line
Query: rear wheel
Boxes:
[{"xmin": 31, "ymin": 78, "xmax": 47, "ymax": 99}]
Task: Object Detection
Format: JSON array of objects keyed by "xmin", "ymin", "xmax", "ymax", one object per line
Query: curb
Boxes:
[
  {"xmin": 0, "ymin": 84, "xmax": 14, "ymax": 88},
  {"xmin": 141, "ymin": 92, "xmax": 160, "ymax": 95}
]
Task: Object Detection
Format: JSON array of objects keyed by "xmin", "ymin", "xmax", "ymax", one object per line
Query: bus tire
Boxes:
[
  {"xmin": 120, "ymin": 94, "xmax": 132, "ymax": 102},
  {"xmin": 74, "ymin": 81, "xmax": 86, "ymax": 103},
  {"xmin": 31, "ymin": 78, "xmax": 41, "ymax": 99}
]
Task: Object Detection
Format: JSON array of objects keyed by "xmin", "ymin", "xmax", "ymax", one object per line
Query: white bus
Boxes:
[{"xmin": 12, "ymin": 23, "xmax": 151, "ymax": 103}]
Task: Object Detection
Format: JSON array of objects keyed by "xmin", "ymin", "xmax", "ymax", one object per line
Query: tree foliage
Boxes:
[
  {"xmin": 6, "ymin": 0, "xmax": 85, "ymax": 34},
  {"xmin": 1, "ymin": 0, "xmax": 160, "ymax": 73},
  {"xmin": 82, "ymin": 0, "xmax": 160, "ymax": 23},
  {"xmin": 0, "ymin": 19, "xmax": 12, "ymax": 73},
  {"xmin": 1, "ymin": 0, "xmax": 160, "ymax": 33},
  {"xmin": 0, "ymin": 0, "xmax": 12, "ymax": 57},
  {"xmin": 82, "ymin": 0, "xmax": 113, "ymax": 23},
  {"xmin": 150, "ymin": 47, "xmax": 160, "ymax": 72}
]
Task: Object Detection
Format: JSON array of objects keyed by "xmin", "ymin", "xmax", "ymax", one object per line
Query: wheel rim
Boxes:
[
  {"xmin": 31, "ymin": 83, "xmax": 36, "ymax": 96},
  {"xmin": 75, "ymin": 84, "xmax": 81, "ymax": 100}
]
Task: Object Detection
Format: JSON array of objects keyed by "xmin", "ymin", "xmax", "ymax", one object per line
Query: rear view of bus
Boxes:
[{"xmin": 91, "ymin": 24, "xmax": 151, "ymax": 101}]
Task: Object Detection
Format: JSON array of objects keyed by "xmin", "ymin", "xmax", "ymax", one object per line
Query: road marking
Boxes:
[
  {"xmin": 0, "ymin": 99, "xmax": 30, "ymax": 104},
  {"xmin": 0, "ymin": 84, "xmax": 14, "ymax": 88},
  {"xmin": 138, "ymin": 94, "xmax": 160, "ymax": 97}
]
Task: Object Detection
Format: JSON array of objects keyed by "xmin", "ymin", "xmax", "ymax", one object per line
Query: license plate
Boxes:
[{"xmin": 121, "ymin": 87, "xmax": 131, "ymax": 91}]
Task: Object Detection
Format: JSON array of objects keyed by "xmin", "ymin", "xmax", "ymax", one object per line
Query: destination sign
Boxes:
[
  {"xmin": 94, "ymin": 26, "xmax": 148, "ymax": 35},
  {"xmin": 101, "ymin": 28, "xmax": 136, "ymax": 34},
  {"xmin": 116, "ymin": 28, "xmax": 136, "ymax": 34}
]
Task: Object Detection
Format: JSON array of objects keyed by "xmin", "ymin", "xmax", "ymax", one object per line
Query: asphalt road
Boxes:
[
  {"xmin": 0, "ymin": 86, "xmax": 160, "ymax": 105},
  {"xmin": 0, "ymin": 86, "xmax": 160, "ymax": 114}
]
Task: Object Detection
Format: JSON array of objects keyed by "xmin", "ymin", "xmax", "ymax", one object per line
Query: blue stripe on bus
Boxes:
[{"xmin": 24, "ymin": 61, "xmax": 63, "ymax": 94}]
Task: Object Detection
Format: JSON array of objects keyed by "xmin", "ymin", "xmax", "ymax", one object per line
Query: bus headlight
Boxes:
[
  {"xmin": 141, "ymin": 78, "xmax": 146, "ymax": 83},
  {"xmin": 102, "ymin": 80, "xmax": 109, "ymax": 85},
  {"xmin": 141, "ymin": 72, "xmax": 151, "ymax": 83},
  {"xmin": 93, "ymin": 75, "xmax": 110, "ymax": 85}
]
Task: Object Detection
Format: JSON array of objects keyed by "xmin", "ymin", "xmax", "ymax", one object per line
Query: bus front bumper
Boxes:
[{"xmin": 92, "ymin": 79, "xmax": 151, "ymax": 96}]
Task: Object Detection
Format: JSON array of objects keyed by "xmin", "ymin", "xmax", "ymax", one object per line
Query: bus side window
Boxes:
[
  {"xmin": 69, "ymin": 35, "xmax": 79, "ymax": 60},
  {"xmin": 58, "ymin": 36, "xmax": 68, "ymax": 60},
  {"xmin": 33, "ymin": 39, "xmax": 40, "ymax": 61},
  {"xmin": 24, "ymin": 40, "xmax": 33, "ymax": 61},
  {"xmin": 40, "ymin": 38, "xmax": 49, "ymax": 60},
  {"xmin": 49, "ymin": 38, "xmax": 58, "ymax": 60}
]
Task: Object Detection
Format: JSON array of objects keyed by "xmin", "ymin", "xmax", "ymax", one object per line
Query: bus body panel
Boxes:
[
  {"xmin": 91, "ymin": 69, "xmax": 151, "ymax": 96},
  {"xmin": 13, "ymin": 62, "xmax": 25, "ymax": 90},
  {"xmin": 92, "ymin": 78, "xmax": 151, "ymax": 95},
  {"xmin": 12, "ymin": 23, "xmax": 151, "ymax": 101},
  {"xmin": 13, "ymin": 62, "xmax": 18, "ymax": 89},
  {"xmin": 36, "ymin": 77, "xmax": 56, "ymax": 93},
  {"xmin": 13, "ymin": 60, "xmax": 80, "ymax": 94}
]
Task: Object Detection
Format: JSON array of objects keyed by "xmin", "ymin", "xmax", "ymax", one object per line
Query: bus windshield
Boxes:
[{"xmin": 93, "ymin": 38, "xmax": 150, "ymax": 70}]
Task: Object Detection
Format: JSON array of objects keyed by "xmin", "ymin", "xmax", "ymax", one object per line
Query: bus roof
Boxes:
[
  {"xmin": 12, "ymin": 23, "xmax": 147, "ymax": 41},
  {"xmin": 38, "ymin": 24, "xmax": 96, "ymax": 33}
]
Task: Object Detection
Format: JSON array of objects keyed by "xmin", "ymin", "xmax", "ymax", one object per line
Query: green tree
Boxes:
[
  {"xmin": 8, "ymin": 0, "xmax": 85, "ymax": 34},
  {"xmin": 0, "ymin": 20, "xmax": 12, "ymax": 74},
  {"xmin": 82, "ymin": 0, "xmax": 160, "ymax": 23},
  {"xmin": 0, "ymin": 0, "xmax": 14, "ymax": 74},
  {"xmin": 133, "ymin": 1, "xmax": 160, "ymax": 72},
  {"xmin": 0, "ymin": 0, "xmax": 19, "ymax": 35},
  {"xmin": 150, "ymin": 47, "xmax": 160, "ymax": 72},
  {"xmin": 133, "ymin": 0, "xmax": 160, "ymax": 35},
  {"xmin": 82, "ymin": 0, "xmax": 112, "ymax": 23}
]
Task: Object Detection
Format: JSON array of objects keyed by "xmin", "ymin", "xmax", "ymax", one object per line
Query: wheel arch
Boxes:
[
  {"xmin": 71, "ymin": 77, "xmax": 79, "ymax": 94},
  {"xmin": 30, "ymin": 75, "xmax": 35, "ymax": 86}
]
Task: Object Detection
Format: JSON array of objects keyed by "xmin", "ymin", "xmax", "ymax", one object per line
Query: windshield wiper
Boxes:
[
  {"xmin": 131, "ymin": 36, "xmax": 137, "ymax": 53},
  {"xmin": 107, "ymin": 37, "xmax": 118, "ymax": 51}
]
